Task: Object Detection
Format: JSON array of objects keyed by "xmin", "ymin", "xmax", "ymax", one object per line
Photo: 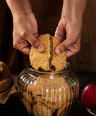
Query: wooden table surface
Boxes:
[{"xmin": 0, "ymin": 72, "xmax": 96, "ymax": 116}]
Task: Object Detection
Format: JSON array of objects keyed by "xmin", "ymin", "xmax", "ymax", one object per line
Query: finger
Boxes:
[
  {"xmin": 55, "ymin": 29, "xmax": 66, "ymax": 42},
  {"xmin": 20, "ymin": 47, "xmax": 30, "ymax": 55},
  {"xmin": 13, "ymin": 39, "xmax": 30, "ymax": 55},
  {"xmin": 55, "ymin": 38, "xmax": 76, "ymax": 55},
  {"xmin": 55, "ymin": 20, "xmax": 66, "ymax": 42},
  {"xmin": 65, "ymin": 45, "xmax": 80, "ymax": 58},
  {"xmin": 33, "ymin": 32, "xmax": 39, "ymax": 38},
  {"xmin": 65, "ymin": 50, "xmax": 76, "ymax": 58},
  {"xmin": 21, "ymin": 31, "xmax": 44, "ymax": 52}
]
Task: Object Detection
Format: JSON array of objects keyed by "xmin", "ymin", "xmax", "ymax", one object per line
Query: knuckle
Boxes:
[
  {"xmin": 33, "ymin": 33, "xmax": 39, "ymax": 38},
  {"xmin": 61, "ymin": 44, "xmax": 67, "ymax": 50},
  {"xmin": 58, "ymin": 44, "xmax": 66, "ymax": 52},
  {"xmin": 74, "ymin": 44, "xmax": 80, "ymax": 54},
  {"xmin": 21, "ymin": 30, "xmax": 28, "ymax": 38},
  {"xmin": 33, "ymin": 40, "xmax": 40, "ymax": 48}
]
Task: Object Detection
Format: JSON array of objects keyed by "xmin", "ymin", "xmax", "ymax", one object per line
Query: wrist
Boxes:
[
  {"xmin": 6, "ymin": 0, "xmax": 32, "ymax": 19},
  {"xmin": 61, "ymin": 0, "xmax": 87, "ymax": 22}
]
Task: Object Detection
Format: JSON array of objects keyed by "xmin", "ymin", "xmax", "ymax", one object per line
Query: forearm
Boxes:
[
  {"xmin": 62, "ymin": 0, "xmax": 87, "ymax": 20},
  {"xmin": 6, "ymin": 0, "xmax": 32, "ymax": 18}
]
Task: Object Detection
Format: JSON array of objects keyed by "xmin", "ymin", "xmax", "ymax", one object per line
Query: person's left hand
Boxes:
[
  {"xmin": 12, "ymin": 12, "xmax": 44, "ymax": 55},
  {"xmin": 55, "ymin": 16, "xmax": 82, "ymax": 58}
]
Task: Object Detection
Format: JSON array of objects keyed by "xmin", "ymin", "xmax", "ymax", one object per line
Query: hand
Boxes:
[
  {"xmin": 55, "ymin": 16, "xmax": 82, "ymax": 58},
  {"xmin": 13, "ymin": 13, "xmax": 44, "ymax": 55}
]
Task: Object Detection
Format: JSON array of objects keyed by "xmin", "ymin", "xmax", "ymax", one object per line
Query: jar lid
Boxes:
[{"xmin": 0, "ymin": 61, "xmax": 12, "ymax": 93}]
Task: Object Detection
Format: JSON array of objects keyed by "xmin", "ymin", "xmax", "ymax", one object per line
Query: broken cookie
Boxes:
[{"xmin": 29, "ymin": 34, "xmax": 66, "ymax": 72}]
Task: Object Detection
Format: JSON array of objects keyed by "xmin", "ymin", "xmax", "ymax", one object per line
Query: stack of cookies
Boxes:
[{"xmin": 21, "ymin": 76, "xmax": 73, "ymax": 116}]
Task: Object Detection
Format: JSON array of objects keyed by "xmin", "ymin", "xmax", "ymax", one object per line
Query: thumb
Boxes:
[{"xmin": 55, "ymin": 37, "xmax": 76, "ymax": 55}]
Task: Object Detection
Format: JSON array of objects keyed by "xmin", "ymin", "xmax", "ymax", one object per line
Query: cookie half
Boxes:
[
  {"xmin": 29, "ymin": 34, "xmax": 51, "ymax": 71},
  {"xmin": 50, "ymin": 36, "xmax": 66, "ymax": 72}
]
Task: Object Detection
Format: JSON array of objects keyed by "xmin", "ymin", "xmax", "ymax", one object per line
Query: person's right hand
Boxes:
[{"xmin": 13, "ymin": 12, "xmax": 44, "ymax": 55}]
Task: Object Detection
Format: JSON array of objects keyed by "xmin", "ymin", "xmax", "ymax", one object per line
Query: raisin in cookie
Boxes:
[{"xmin": 50, "ymin": 36, "xmax": 66, "ymax": 72}]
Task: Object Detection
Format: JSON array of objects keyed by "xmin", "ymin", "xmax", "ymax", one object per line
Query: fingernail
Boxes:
[
  {"xmin": 37, "ymin": 45, "xmax": 44, "ymax": 52},
  {"xmin": 56, "ymin": 49, "xmax": 61, "ymax": 55}
]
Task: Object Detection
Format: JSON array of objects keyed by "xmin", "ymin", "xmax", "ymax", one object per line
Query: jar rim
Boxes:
[{"xmin": 26, "ymin": 61, "xmax": 70, "ymax": 75}]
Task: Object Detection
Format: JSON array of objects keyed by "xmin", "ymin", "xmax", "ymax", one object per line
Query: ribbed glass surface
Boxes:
[{"xmin": 18, "ymin": 62, "xmax": 79, "ymax": 116}]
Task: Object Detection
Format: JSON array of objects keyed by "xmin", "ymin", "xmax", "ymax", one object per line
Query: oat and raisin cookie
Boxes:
[
  {"xmin": 50, "ymin": 36, "xmax": 66, "ymax": 72},
  {"xmin": 22, "ymin": 98, "xmax": 32, "ymax": 115},
  {"xmin": 22, "ymin": 76, "xmax": 73, "ymax": 116},
  {"xmin": 29, "ymin": 34, "xmax": 51, "ymax": 71},
  {"xmin": 56, "ymin": 102, "xmax": 70, "ymax": 116},
  {"xmin": 27, "ymin": 76, "xmax": 71, "ymax": 109},
  {"xmin": 31, "ymin": 76, "xmax": 70, "ymax": 101},
  {"xmin": 32, "ymin": 102, "xmax": 52, "ymax": 116},
  {"xmin": 29, "ymin": 34, "xmax": 66, "ymax": 72},
  {"xmin": 23, "ymin": 91, "xmax": 35, "ymax": 104}
]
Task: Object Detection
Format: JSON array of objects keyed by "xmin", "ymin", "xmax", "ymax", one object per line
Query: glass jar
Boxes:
[{"xmin": 18, "ymin": 62, "xmax": 79, "ymax": 116}]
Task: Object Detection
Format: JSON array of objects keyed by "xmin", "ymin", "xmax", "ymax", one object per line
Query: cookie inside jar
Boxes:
[
  {"xmin": 21, "ymin": 75, "xmax": 73, "ymax": 116},
  {"xmin": 18, "ymin": 61, "xmax": 79, "ymax": 116}
]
